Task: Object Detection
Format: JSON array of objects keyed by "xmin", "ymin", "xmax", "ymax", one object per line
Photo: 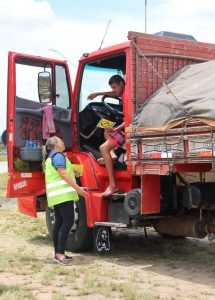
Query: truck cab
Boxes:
[
  {"xmin": 6, "ymin": 32, "xmax": 215, "ymax": 252},
  {"xmin": 6, "ymin": 41, "xmax": 134, "ymax": 251}
]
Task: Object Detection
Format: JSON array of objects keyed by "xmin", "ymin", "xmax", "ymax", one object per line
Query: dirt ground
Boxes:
[{"xmin": 0, "ymin": 202, "xmax": 214, "ymax": 300}]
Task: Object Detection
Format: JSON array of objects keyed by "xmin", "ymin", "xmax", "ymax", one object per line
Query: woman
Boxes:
[{"xmin": 42, "ymin": 136, "xmax": 88, "ymax": 266}]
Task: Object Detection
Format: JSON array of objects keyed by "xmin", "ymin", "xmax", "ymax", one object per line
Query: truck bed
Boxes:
[
  {"xmin": 126, "ymin": 32, "xmax": 215, "ymax": 175},
  {"xmin": 126, "ymin": 119, "xmax": 215, "ymax": 174},
  {"xmin": 128, "ymin": 31, "xmax": 215, "ymax": 109}
]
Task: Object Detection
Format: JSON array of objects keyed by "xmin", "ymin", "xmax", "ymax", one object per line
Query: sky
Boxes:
[{"xmin": 1, "ymin": 0, "xmax": 215, "ymax": 134}]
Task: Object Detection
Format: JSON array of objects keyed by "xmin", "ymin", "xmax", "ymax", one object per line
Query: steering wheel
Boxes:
[
  {"xmin": 80, "ymin": 97, "xmax": 124, "ymax": 140},
  {"xmin": 101, "ymin": 96, "xmax": 124, "ymax": 118}
]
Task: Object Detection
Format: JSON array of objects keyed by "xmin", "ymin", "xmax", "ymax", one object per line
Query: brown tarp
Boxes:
[{"xmin": 131, "ymin": 60, "xmax": 215, "ymax": 131}]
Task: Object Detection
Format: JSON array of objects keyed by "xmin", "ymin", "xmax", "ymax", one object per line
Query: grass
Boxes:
[
  {"xmin": 78, "ymin": 275, "xmax": 159, "ymax": 300},
  {"xmin": 76, "ymin": 265, "xmax": 160, "ymax": 299},
  {"xmin": 30, "ymin": 261, "xmax": 44, "ymax": 272},
  {"xmin": 42, "ymin": 265, "xmax": 72, "ymax": 286},
  {"xmin": 78, "ymin": 274, "xmax": 123, "ymax": 297},
  {"xmin": 0, "ymin": 248, "xmax": 41, "ymax": 275},
  {"xmin": 123, "ymin": 286, "xmax": 159, "ymax": 300},
  {"xmin": 0, "ymin": 284, "xmax": 36, "ymax": 300},
  {"xmin": 52, "ymin": 293, "xmax": 66, "ymax": 300},
  {"xmin": 0, "ymin": 172, "xmax": 8, "ymax": 198},
  {"xmin": 42, "ymin": 269, "xmax": 56, "ymax": 285},
  {"xmin": 0, "ymin": 209, "xmax": 214, "ymax": 299},
  {"xmin": 0, "ymin": 208, "xmax": 48, "ymax": 239},
  {"xmin": 0, "ymin": 209, "xmax": 48, "ymax": 276}
]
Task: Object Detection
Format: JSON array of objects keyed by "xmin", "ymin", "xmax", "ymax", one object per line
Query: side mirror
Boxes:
[
  {"xmin": 1, "ymin": 130, "xmax": 7, "ymax": 146},
  {"xmin": 38, "ymin": 71, "xmax": 52, "ymax": 103}
]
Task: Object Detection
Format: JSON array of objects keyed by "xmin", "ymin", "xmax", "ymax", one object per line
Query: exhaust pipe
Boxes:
[{"xmin": 154, "ymin": 216, "xmax": 215, "ymax": 238}]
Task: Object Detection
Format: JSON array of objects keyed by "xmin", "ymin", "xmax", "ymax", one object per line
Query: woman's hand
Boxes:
[
  {"xmin": 77, "ymin": 187, "xmax": 89, "ymax": 200},
  {"xmin": 57, "ymin": 168, "xmax": 89, "ymax": 199}
]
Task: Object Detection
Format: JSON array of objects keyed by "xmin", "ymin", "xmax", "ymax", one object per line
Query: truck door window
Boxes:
[
  {"xmin": 55, "ymin": 65, "xmax": 70, "ymax": 109},
  {"xmin": 79, "ymin": 64, "xmax": 123, "ymax": 112},
  {"xmin": 16, "ymin": 64, "xmax": 52, "ymax": 102},
  {"xmin": 78, "ymin": 55, "xmax": 126, "ymax": 167}
]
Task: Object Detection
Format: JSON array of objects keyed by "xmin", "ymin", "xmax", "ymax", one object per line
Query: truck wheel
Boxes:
[{"xmin": 46, "ymin": 197, "xmax": 93, "ymax": 252}]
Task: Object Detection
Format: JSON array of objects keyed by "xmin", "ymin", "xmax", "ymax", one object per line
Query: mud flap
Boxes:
[{"xmin": 93, "ymin": 226, "xmax": 112, "ymax": 253}]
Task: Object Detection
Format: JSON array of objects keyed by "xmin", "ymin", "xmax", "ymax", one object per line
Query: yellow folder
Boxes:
[
  {"xmin": 97, "ymin": 118, "xmax": 116, "ymax": 129},
  {"xmin": 71, "ymin": 164, "xmax": 84, "ymax": 177}
]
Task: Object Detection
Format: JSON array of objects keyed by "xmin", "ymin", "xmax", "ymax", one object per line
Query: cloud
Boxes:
[
  {"xmin": 0, "ymin": 0, "xmax": 55, "ymax": 133},
  {"xmin": 0, "ymin": 0, "xmax": 54, "ymax": 23},
  {"xmin": 0, "ymin": 1, "xmax": 126, "ymax": 133},
  {"xmin": 148, "ymin": 0, "xmax": 215, "ymax": 43},
  {"xmin": 1, "ymin": 0, "xmax": 215, "ymax": 134}
]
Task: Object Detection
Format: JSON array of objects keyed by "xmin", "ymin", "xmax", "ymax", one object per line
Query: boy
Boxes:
[{"xmin": 88, "ymin": 75, "xmax": 125, "ymax": 197}]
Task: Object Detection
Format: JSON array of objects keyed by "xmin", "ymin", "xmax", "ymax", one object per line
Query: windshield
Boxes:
[{"xmin": 79, "ymin": 64, "xmax": 124, "ymax": 112}]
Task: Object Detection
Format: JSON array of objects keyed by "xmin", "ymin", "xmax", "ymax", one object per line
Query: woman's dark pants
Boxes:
[{"xmin": 52, "ymin": 201, "xmax": 74, "ymax": 254}]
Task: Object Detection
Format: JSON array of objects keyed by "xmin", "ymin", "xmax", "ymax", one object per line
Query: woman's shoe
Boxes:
[
  {"xmin": 65, "ymin": 255, "xmax": 73, "ymax": 261},
  {"xmin": 53, "ymin": 255, "xmax": 72, "ymax": 266}
]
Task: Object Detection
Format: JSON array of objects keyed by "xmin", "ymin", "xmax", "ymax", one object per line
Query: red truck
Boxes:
[{"xmin": 4, "ymin": 31, "xmax": 215, "ymax": 252}]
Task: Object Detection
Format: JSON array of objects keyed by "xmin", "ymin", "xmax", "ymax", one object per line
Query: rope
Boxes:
[
  {"xmin": 162, "ymin": 118, "xmax": 190, "ymax": 174},
  {"xmin": 163, "ymin": 131, "xmax": 172, "ymax": 173},
  {"xmin": 131, "ymin": 38, "xmax": 192, "ymax": 118},
  {"xmin": 210, "ymin": 126, "xmax": 215, "ymax": 171},
  {"xmin": 171, "ymin": 118, "xmax": 190, "ymax": 167}
]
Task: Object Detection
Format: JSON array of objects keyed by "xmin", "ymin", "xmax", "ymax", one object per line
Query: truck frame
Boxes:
[{"xmin": 5, "ymin": 31, "xmax": 215, "ymax": 252}]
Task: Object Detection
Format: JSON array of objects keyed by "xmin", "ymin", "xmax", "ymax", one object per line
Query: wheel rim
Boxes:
[{"xmin": 70, "ymin": 202, "xmax": 79, "ymax": 234}]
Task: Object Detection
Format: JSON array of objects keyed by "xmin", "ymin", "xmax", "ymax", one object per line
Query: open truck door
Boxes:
[{"xmin": 6, "ymin": 52, "xmax": 73, "ymax": 217}]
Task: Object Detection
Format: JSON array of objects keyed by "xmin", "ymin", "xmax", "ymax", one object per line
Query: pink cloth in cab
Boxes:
[{"xmin": 42, "ymin": 106, "xmax": 56, "ymax": 139}]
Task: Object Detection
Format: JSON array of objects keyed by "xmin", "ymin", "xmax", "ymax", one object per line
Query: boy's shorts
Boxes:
[{"xmin": 108, "ymin": 130, "xmax": 125, "ymax": 148}]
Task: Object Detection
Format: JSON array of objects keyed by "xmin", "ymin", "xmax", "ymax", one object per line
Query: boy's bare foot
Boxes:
[
  {"xmin": 102, "ymin": 186, "xmax": 119, "ymax": 197},
  {"xmin": 97, "ymin": 158, "xmax": 105, "ymax": 165},
  {"xmin": 97, "ymin": 156, "xmax": 118, "ymax": 166}
]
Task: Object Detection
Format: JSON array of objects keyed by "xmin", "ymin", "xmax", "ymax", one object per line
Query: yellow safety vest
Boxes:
[{"xmin": 45, "ymin": 154, "xmax": 79, "ymax": 207}]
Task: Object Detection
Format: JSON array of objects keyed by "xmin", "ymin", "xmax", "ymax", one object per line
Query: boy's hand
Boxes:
[
  {"xmin": 105, "ymin": 127, "xmax": 117, "ymax": 134},
  {"xmin": 88, "ymin": 92, "xmax": 99, "ymax": 100}
]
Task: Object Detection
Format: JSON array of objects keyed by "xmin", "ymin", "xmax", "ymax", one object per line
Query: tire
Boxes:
[{"xmin": 46, "ymin": 197, "xmax": 93, "ymax": 252}]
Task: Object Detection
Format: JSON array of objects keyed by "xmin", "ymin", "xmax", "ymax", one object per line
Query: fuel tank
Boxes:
[{"xmin": 154, "ymin": 216, "xmax": 215, "ymax": 238}]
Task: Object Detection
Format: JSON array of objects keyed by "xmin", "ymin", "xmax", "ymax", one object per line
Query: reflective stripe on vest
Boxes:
[
  {"xmin": 45, "ymin": 155, "xmax": 79, "ymax": 207},
  {"xmin": 47, "ymin": 187, "xmax": 76, "ymax": 198},
  {"xmin": 46, "ymin": 180, "xmax": 75, "ymax": 189}
]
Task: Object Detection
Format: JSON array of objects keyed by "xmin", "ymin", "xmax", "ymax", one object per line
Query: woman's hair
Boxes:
[{"xmin": 42, "ymin": 136, "xmax": 59, "ymax": 172}]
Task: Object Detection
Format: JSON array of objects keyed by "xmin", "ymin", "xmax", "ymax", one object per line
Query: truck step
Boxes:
[
  {"xmin": 103, "ymin": 191, "xmax": 127, "ymax": 201},
  {"xmin": 94, "ymin": 222, "xmax": 127, "ymax": 228},
  {"xmin": 111, "ymin": 192, "xmax": 127, "ymax": 198}
]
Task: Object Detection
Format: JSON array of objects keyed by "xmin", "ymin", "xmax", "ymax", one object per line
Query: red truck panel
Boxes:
[
  {"xmin": 141, "ymin": 175, "xmax": 160, "ymax": 214},
  {"xmin": 124, "ymin": 32, "xmax": 215, "ymax": 214},
  {"xmin": 128, "ymin": 32, "xmax": 215, "ymax": 110}
]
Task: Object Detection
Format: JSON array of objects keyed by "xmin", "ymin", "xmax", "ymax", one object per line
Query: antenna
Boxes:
[
  {"xmin": 99, "ymin": 19, "xmax": 111, "ymax": 50},
  {"xmin": 49, "ymin": 48, "xmax": 77, "ymax": 68},
  {"xmin": 145, "ymin": 0, "xmax": 147, "ymax": 33}
]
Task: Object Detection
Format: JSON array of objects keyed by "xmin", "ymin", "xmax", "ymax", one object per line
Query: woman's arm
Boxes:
[{"xmin": 57, "ymin": 168, "xmax": 88, "ymax": 199}]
